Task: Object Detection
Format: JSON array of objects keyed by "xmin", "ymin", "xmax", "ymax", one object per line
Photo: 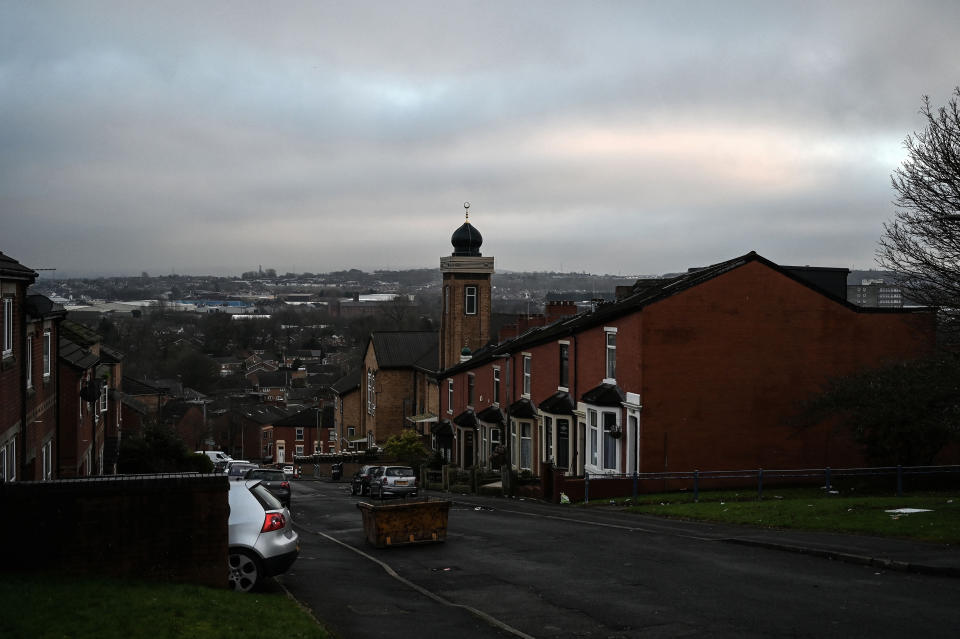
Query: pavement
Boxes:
[{"xmin": 413, "ymin": 486, "xmax": 960, "ymax": 579}]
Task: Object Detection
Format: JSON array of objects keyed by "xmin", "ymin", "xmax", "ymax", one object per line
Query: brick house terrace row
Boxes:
[{"xmin": 427, "ymin": 226, "xmax": 935, "ymax": 478}]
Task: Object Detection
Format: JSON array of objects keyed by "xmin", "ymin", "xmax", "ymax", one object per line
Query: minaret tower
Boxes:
[{"xmin": 440, "ymin": 202, "xmax": 494, "ymax": 370}]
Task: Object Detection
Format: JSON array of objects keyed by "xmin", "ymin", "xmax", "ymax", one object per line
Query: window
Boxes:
[
  {"xmin": 0, "ymin": 439, "xmax": 14, "ymax": 482},
  {"xmin": 587, "ymin": 408, "xmax": 620, "ymax": 472},
  {"xmin": 41, "ymin": 441, "xmax": 52, "ymax": 480},
  {"xmin": 467, "ymin": 373, "xmax": 475, "ymax": 406},
  {"xmin": 493, "ymin": 368, "xmax": 500, "ymax": 404},
  {"xmin": 447, "ymin": 379, "xmax": 454, "ymax": 413},
  {"xmin": 604, "ymin": 328, "xmax": 617, "ymax": 381},
  {"xmin": 99, "ymin": 384, "xmax": 108, "ymax": 413},
  {"xmin": 543, "ymin": 415, "xmax": 553, "ymax": 461},
  {"xmin": 2, "ymin": 298, "xmax": 12, "ymax": 357},
  {"xmin": 42, "ymin": 331, "xmax": 51, "ymax": 377},
  {"xmin": 522, "ymin": 355, "xmax": 531, "ymax": 397},
  {"xmin": 465, "ymin": 286, "xmax": 477, "ymax": 315},
  {"xmin": 520, "ymin": 422, "xmax": 532, "ymax": 470},
  {"xmin": 366, "ymin": 370, "xmax": 376, "ymax": 415},
  {"xmin": 348, "ymin": 426, "xmax": 356, "ymax": 438},
  {"xmin": 295, "ymin": 445, "xmax": 304, "ymax": 456},
  {"xmin": 296, "ymin": 427, "xmax": 304, "ymax": 441},
  {"xmin": 556, "ymin": 418, "xmax": 570, "ymax": 468},
  {"xmin": 589, "ymin": 410, "xmax": 598, "ymax": 466},
  {"xmin": 25, "ymin": 336, "xmax": 32, "ymax": 389},
  {"xmin": 559, "ymin": 343, "xmax": 569, "ymax": 389},
  {"xmin": 602, "ymin": 411, "xmax": 619, "ymax": 470}
]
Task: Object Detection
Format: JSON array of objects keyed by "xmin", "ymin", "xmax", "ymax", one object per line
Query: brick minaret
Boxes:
[{"xmin": 440, "ymin": 203, "xmax": 494, "ymax": 370}]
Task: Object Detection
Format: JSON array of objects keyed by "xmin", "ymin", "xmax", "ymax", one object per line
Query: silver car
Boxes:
[
  {"xmin": 228, "ymin": 479, "xmax": 299, "ymax": 592},
  {"xmin": 369, "ymin": 466, "xmax": 418, "ymax": 499}
]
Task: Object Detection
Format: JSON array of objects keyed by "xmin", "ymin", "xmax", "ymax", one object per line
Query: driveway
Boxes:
[{"xmin": 279, "ymin": 480, "xmax": 960, "ymax": 638}]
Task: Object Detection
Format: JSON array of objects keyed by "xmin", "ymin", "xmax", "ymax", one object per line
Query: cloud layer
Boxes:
[{"xmin": 2, "ymin": 1, "xmax": 958, "ymax": 276}]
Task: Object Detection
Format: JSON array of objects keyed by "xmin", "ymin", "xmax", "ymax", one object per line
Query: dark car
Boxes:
[
  {"xmin": 350, "ymin": 465, "xmax": 381, "ymax": 496},
  {"xmin": 245, "ymin": 468, "xmax": 291, "ymax": 507}
]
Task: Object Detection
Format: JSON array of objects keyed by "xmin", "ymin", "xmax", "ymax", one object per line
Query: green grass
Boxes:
[
  {"xmin": 591, "ymin": 486, "xmax": 960, "ymax": 544},
  {"xmin": 0, "ymin": 572, "xmax": 330, "ymax": 639}
]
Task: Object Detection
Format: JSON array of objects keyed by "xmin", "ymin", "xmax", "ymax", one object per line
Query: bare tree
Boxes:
[{"xmin": 878, "ymin": 88, "xmax": 960, "ymax": 326}]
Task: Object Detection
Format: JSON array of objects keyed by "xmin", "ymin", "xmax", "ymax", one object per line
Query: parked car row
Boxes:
[{"xmin": 350, "ymin": 465, "xmax": 418, "ymax": 499}]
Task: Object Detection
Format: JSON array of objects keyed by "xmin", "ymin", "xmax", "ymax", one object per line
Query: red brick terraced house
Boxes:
[
  {"xmin": 437, "ymin": 250, "xmax": 936, "ymax": 481},
  {"xmin": 331, "ymin": 370, "xmax": 361, "ymax": 452},
  {"xmin": 1, "ymin": 252, "xmax": 67, "ymax": 482},
  {"xmin": 359, "ymin": 331, "xmax": 439, "ymax": 450},
  {"xmin": 23, "ymin": 295, "xmax": 67, "ymax": 480}
]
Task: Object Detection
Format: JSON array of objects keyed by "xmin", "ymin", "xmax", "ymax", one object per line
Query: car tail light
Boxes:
[
  {"xmin": 381, "ymin": 477, "xmax": 388, "ymax": 485},
  {"xmin": 280, "ymin": 481, "xmax": 290, "ymax": 489},
  {"xmin": 261, "ymin": 512, "xmax": 286, "ymax": 533}
]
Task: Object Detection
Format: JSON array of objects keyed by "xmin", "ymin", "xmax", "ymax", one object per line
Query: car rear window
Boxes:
[
  {"xmin": 229, "ymin": 464, "xmax": 256, "ymax": 476},
  {"xmin": 386, "ymin": 467, "xmax": 414, "ymax": 477},
  {"xmin": 250, "ymin": 482, "xmax": 283, "ymax": 511},
  {"xmin": 248, "ymin": 470, "xmax": 284, "ymax": 481}
]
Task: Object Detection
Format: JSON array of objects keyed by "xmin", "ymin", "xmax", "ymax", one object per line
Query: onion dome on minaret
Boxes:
[{"xmin": 451, "ymin": 202, "xmax": 483, "ymax": 256}]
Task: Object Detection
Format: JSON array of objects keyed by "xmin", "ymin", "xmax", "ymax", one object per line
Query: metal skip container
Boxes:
[{"xmin": 357, "ymin": 498, "xmax": 451, "ymax": 548}]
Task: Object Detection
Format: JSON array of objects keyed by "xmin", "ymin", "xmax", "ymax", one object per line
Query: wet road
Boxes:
[{"xmin": 277, "ymin": 480, "xmax": 960, "ymax": 638}]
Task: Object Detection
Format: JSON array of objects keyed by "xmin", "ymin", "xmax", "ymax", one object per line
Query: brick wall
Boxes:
[{"xmin": 0, "ymin": 474, "xmax": 228, "ymax": 588}]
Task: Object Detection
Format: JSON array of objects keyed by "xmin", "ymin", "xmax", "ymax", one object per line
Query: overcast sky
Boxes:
[{"xmin": 2, "ymin": 1, "xmax": 958, "ymax": 278}]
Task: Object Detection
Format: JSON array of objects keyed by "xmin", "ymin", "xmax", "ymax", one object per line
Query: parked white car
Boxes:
[{"xmin": 227, "ymin": 480, "xmax": 299, "ymax": 592}]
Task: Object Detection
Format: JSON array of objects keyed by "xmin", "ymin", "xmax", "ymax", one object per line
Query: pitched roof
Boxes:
[
  {"xmin": 0, "ymin": 251, "xmax": 38, "ymax": 282},
  {"xmin": 369, "ymin": 331, "xmax": 438, "ymax": 371},
  {"xmin": 439, "ymin": 251, "xmax": 933, "ymax": 378},
  {"xmin": 123, "ymin": 376, "xmax": 164, "ymax": 396},
  {"xmin": 61, "ymin": 319, "xmax": 101, "ymax": 348},
  {"xmin": 25, "ymin": 294, "xmax": 66, "ymax": 320},
  {"xmin": 59, "ymin": 337, "xmax": 99, "ymax": 370},
  {"xmin": 331, "ymin": 370, "xmax": 361, "ymax": 395}
]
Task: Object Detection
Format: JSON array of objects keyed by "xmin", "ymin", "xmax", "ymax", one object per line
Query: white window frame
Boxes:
[
  {"xmin": 42, "ymin": 440, "xmax": 53, "ymax": 480},
  {"xmin": 366, "ymin": 369, "xmax": 376, "ymax": 415},
  {"xmin": 42, "ymin": 331, "xmax": 51, "ymax": 378},
  {"xmin": 2, "ymin": 298, "xmax": 12, "ymax": 358},
  {"xmin": 604, "ymin": 327, "xmax": 617, "ymax": 383},
  {"xmin": 25, "ymin": 335, "xmax": 32, "ymax": 389},
  {"xmin": 1, "ymin": 440, "xmax": 13, "ymax": 482},
  {"xmin": 585, "ymin": 406, "xmax": 621, "ymax": 474},
  {"xmin": 558, "ymin": 341, "xmax": 570, "ymax": 391},
  {"xmin": 522, "ymin": 354, "xmax": 531, "ymax": 398},
  {"xmin": 492, "ymin": 367, "xmax": 500, "ymax": 405},
  {"xmin": 447, "ymin": 378, "xmax": 454, "ymax": 414},
  {"xmin": 296, "ymin": 427, "xmax": 304, "ymax": 441},
  {"xmin": 295, "ymin": 445, "xmax": 304, "ymax": 456},
  {"xmin": 348, "ymin": 426, "xmax": 356, "ymax": 438},
  {"xmin": 465, "ymin": 286, "xmax": 477, "ymax": 315},
  {"xmin": 519, "ymin": 421, "xmax": 533, "ymax": 470},
  {"xmin": 99, "ymin": 385, "xmax": 108, "ymax": 413}
]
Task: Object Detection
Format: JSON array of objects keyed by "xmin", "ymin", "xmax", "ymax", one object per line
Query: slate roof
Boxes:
[
  {"xmin": 331, "ymin": 371, "xmax": 361, "ymax": 395},
  {"xmin": 453, "ymin": 409, "xmax": 477, "ymax": 428},
  {"xmin": 538, "ymin": 391, "xmax": 575, "ymax": 415},
  {"xmin": 61, "ymin": 320, "xmax": 100, "ymax": 348},
  {"xmin": 59, "ymin": 338, "xmax": 98, "ymax": 370},
  {"xmin": 123, "ymin": 376, "xmax": 164, "ymax": 396},
  {"xmin": 25, "ymin": 294, "xmax": 66, "ymax": 320},
  {"xmin": 274, "ymin": 407, "xmax": 323, "ymax": 427},
  {"xmin": 0, "ymin": 251, "xmax": 38, "ymax": 281},
  {"xmin": 581, "ymin": 383, "xmax": 625, "ymax": 407},
  {"xmin": 369, "ymin": 331, "xmax": 439, "ymax": 371},
  {"xmin": 476, "ymin": 405, "xmax": 505, "ymax": 424},
  {"xmin": 439, "ymin": 251, "xmax": 935, "ymax": 379},
  {"xmin": 508, "ymin": 398, "xmax": 537, "ymax": 419}
]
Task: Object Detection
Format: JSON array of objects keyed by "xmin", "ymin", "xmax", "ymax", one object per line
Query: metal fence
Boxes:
[{"xmin": 583, "ymin": 464, "xmax": 960, "ymax": 502}]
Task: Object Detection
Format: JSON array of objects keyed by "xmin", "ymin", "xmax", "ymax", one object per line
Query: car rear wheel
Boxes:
[{"xmin": 228, "ymin": 548, "xmax": 262, "ymax": 592}]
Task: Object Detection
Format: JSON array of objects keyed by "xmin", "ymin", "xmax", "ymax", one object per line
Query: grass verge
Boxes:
[
  {"xmin": 591, "ymin": 486, "xmax": 960, "ymax": 544},
  {"xmin": 0, "ymin": 572, "xmax": 330, "ymax": 639}
]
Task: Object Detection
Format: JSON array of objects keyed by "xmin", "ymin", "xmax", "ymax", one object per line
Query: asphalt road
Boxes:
[{"xmin": 278, "ymin": 480, "xmax": 960, "ymax": 639}]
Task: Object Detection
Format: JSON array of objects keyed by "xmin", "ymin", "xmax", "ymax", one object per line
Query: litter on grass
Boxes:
[{"xmin": 884, "ymin": 508, "xmax": 933, "ymax": 514}]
